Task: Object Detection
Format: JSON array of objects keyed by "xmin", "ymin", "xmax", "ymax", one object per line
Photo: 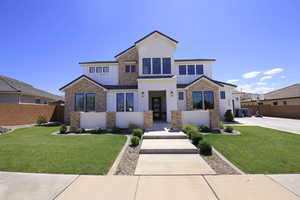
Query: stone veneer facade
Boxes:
[
  {"xmin": 70, "ymin": 112, "xmax": 80, "ymax": 129},
  {"xmin": 185, "ymin": 78, "xmax": 220, "ymax": 128},
  {"xmin": 117, "ymin": 47, "xmax": 139, "ymax": 85},
  {"xmin": 143, "ymin": 110, "xmax": 153, "ymax": 129},
  {"xmin": 64, "ymin": 78, "xmax": 107, "ymax": 123},
  {"xmin": 106, "ymin": 112, "xmax": 116, "ymax": 129},
  {"xmin": 171, "ymin": 110, "xmax": 182, "ymax": 129}
]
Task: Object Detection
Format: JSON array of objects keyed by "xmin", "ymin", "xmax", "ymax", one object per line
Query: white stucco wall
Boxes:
[
  {"xmin": 219, "ymin": 85, "xmax": 239, "ymax": 119},
  {"xmin": 80, "ymin": 112, "xmax": 106, "ymax": 129},
  {"xmin": 182, "ymin": 110, "xmax": 210, "ymax": 126},
  {"xmin": 82, "ymin": 64, "xmax": 119, "ymax": 85},
  {"xmin": 177, "ymin": 90, "xmax": 186, "ymax": 110},
  {"xmin": 137, "ymin": 78, "xmax": 177, "ymax": 122},
  {"xmin": 116, "ymin": 112, "xmax": 144, "ymax": 128}
]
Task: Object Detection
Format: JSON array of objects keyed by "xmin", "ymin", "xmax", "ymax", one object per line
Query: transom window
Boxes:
[
  {"xmin": 192, "ymin": 91, "xmax": 214, "ymax": 110},
  {"xmin": 178, "ymin": 64, "xmax": 204, "ymax": 75},
  {"xmin": 220, "ymin": 91, "xmax": 226, "ymax": 99},
  {"xmin": 117, "ymin": 93, "xmax": 134, "ymax": 112},
  {"xmin": 142, "ymin": 57, "xmax": 171, "ymax": 75},
  {"xmin": 125, "ymin": 65, "xmax": 136, "ymax": 73}
]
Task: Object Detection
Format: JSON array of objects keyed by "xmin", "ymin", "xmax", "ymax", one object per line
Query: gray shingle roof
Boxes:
[{"xmin": 0, "ymin": 75, "xmax": 63, "ymax": 101}]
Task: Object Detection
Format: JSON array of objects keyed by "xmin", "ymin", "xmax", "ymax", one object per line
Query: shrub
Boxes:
[
  {"xmin": 36, "ymin": 115, "xmax": 47, "ymax": 125},
  {"xmin": 198, "ymin": 140, "xmax": 212, "ymax": 156},
  {"xmin": 59, "ymin": 125, "xmax": 67, "ymax": 134},
  {"xmin": 225, "ymin": 126, "xmax": 234, "ymax": 133},
  {"xmin": 224, "ymin": 109, "xmax": 234, "ymax": 122},
  {"xmin": 219, "ymin": 121, "xmax": 224, "ymax": 129},
  {"xmin": 132, "ymin": 128, "xmax": 144, "ymax": 138},
  {"xmin": 78, "ymin": 128, "xmax": 85, "ymax": 134},
  {"xmin": 112, "ymin": 127, "xmax": 121, "ymax": 133},
  {"xmin": 128, "ymin": 123, "xmax": 139, "ymax": 130},
  {"xmin": 96, "ymin": 128, "xmax": 105, "ymax": 134},
  {"xmin": 90, "ymin": 129, "xmax": 98, "ymax": 134},
  {"xmin": 191, "ymin": 132, "xmax": 203, "ymax": 146},
  {"xmin": 182, "ymin": 124, "xmax": 198, "ymax": 134},
  {"xmin": 69, "ymin": 126, "xmax": 77, "ymax": 133},
  {"xmin": 200, "ymin": 125, "xmax": 212, "ymax": 133},
  {"xmin": 131, "ymin": 136, "xmax": 140, "ymax": 147}
]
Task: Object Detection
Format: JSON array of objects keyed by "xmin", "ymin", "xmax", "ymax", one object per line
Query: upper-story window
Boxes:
[
  {"xmin": 179, "ymin": 65, "xmax": 187, "ymax": 75},
  {"xmin": 96, "ymin": 67, "xmax": 102, "ymax": 73},
  {"xmin": 103, "ymin": 67, "xmax": 109, "ymax": 72},
  {"xmin": 220, "ymin": 91, "xmax": 226, "ymax": 99},
  {"xmin": 142, "ymin": 57, "xmax": 171, "ymax": 75},
  {"xmin": 125, "ymin": 65, "xmax": 136, "ymax": 72},
  {"xmin": 179, "ymin": 64, "xmax": 204, "ymax": 75},
  {"xmin": 142, "ymin": 58, "xmax": 151, "ymax": 74},
  {"xmin": 152, "ymin": 58, "xmax": 161, "ymax": 74},
  {"xmin": 89, "ymin": 67, "xmax": 95, "ymax": 73},
  {"xmin": 90, "ymin": 66, "xmax": 109, "ymax": 73}
]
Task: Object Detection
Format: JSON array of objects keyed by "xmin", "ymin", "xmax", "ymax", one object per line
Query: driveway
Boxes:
[{"xmin": 234, "ymin": 117, "xmax": 300, "ymax": 134}]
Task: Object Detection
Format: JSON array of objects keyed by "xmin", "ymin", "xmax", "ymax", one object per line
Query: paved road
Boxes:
[{"xmin": 234, "ymin": 117, "xmax": 300, "ymax": 134}]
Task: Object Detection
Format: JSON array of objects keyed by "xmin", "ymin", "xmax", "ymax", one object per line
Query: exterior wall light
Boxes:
[
  {"xmin": 170, "ymin": 91, "xmax": 174, "ymax": 97},
  {"xmin": 141, "ymin": 91, "xmax": 145, "ymax": 97}
]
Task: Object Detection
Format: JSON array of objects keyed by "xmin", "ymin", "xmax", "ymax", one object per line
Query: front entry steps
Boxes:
[
  {"xmin": 140, "ymin": 139, "xmax": 198, "ymax": 154},
  {"xmin": 143, "ymin": 131, "xmax": 187, "ymax": 139}
]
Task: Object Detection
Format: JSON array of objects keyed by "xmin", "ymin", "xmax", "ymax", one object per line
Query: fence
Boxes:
[
  {"xmin": 242, "ymin": 104, "xmax": 300, "ymax": 119},
  {"xmin": 0, "ymin": 103, "xmax": 64, "ymax": 126}
]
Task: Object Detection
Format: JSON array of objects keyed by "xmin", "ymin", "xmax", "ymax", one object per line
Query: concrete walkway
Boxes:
[
  {"xmin": 135, "ymin": 131, "xmax": 215, "ymax": 175},
  {"xmin": 234, "ymin": 117, "xmax": 300, "ymax": 134},
  {"xmin": 269, "ymin": 174, "xmax": 300, "ymax": 197}
]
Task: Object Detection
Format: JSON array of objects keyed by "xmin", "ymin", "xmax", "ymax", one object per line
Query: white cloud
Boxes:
[
  {"xmin": 237, "ymin": 83, "xmax": 273, "ymax": 94},
  {"xmin": 256, "ymin": 82, "xmax": 267, "ymax": 86},
  {"xmin": 264, "ymin": 68, "xmax": 283, "ymax": 75},
  {"xmin": 260, "ymin": 76, "xmax": 272, "ymax": 81},
  {"xmin": 227, "ymin": 79, "xmax": 240, "ymax": 84},
  {"xmin": 280, "ymin": 75, "xmax": 286, "ymax": 79},
  {"xmin": 242, "ymin": 71, "xmax": 261, "ymax": 79}
]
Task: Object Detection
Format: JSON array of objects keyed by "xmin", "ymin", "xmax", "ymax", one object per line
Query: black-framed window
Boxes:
[
  {"xmin": 131, "ymin": 65, "xmax": 136, "ymax": 72},
  {"xmin": 273, "ymin": 102, "xmax": 278, "ymax": 106},
  {"xmin": 75, "ymin": 93, "xmax": 84, "ymax": 111},
  {"xmin": 152, "ymin": 58, "xmax": 161, "ymax": 74},
  {"xmin": 86, "ymin": 93, "xmax": 96, "ymax": 112},
  {"xmin": 125, "ymin": 65, "xmax": 136, "ymax": 72},
  {"xmin": 162, "ymin": 57, "xmax": 171, "ymax": 74},
  {"xmin": 125, "ymin": 65, "xmax": 131, "ymax": 72},
  {"xmin": 196, "ymin": 65, "xmax": 203, "ymax": 75},
  {"xmin": 89, "ymin": 67, "xmax": 95, "ymax": 73},
  {"xmin": 220, "ymin": 91, "xmax": 226, "ymax": 99},
  {"xmin": 188, "ymin": 65, "xmax": 195, "ymax": 75},
  {"xmin": 142, "ymin": 58, "xmax": 151, "ymax": 74},
  {"xmin": 116, "ymin": 93, "xmax": 125, "ymax": 112},
  {"xmin": 126, "ymin": 93, "xmax": 134, "ymax": 112},
  {"xmin": 283, "ymin": 101, "xmax": 287, "ymax": 105},
  {"xmin": 178, "ymin": 92, "xmax": 184, "ymax": 100},
  {"xmin": 179, "ymin": 65, "xmax": 186, "ymax": 75},
  {"xmin": 192, "ymin": 91, "xmax": 203, "ymax": 109},
  {"xmin": 103, "ymin": 67, "xmax": 109, "ymax": 72},
  {"xmin": 35, "ymin": 99, "xmax": 41, "ymax": 104},
  {"xmin": 96, "ymin": 67, "xmax": 102, "ymax": 73},
  {"xmin": 204, "ymin": 91, "xmax": 214, "ymax": 109}
]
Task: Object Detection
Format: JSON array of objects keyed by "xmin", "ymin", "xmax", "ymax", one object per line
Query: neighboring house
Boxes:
[
  {"xmin": 0, "ymin": 75, "xmax": 64, "ymax": 104},
  {"xmin": 240, "ymin": 92, "xmax": 264, "ymax": 102},
  {"xmin": 241, "ymin": 84, "xmax": 300, "ymax": 106},
  {"xmin": 60, "ymin": 31, "xmax": 238, "ymax": 128}
]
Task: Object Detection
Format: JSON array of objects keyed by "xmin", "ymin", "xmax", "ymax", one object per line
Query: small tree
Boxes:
[
  {"xmin": 224, "ymin": 109, "xmax": 234, "ymax": 122},
  {"xmin": 59, "ymin": 125, "xmax": 67, "ymax": 134},
  {"xmin": 36, "ymin": 115, "xmax": 47, "ymax": 125}
]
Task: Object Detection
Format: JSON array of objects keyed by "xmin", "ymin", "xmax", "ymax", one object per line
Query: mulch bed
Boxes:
[
  {"xmin": 115, "ymin": 139, "xmax": 141, "ymax": 175},
  {"xmin": 201, "ymin": 151, "xmax": 241, "ymax": 174}
]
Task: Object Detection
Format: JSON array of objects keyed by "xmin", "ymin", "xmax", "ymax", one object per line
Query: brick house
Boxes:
[{"xmin": 60, "ymin": 31, "xmax": 239, "ymax": 129}]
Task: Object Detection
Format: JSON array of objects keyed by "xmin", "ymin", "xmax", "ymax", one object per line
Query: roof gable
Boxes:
[{"xmin": 59, "ymin": 75, "xmax": 107, "ymax": 91}]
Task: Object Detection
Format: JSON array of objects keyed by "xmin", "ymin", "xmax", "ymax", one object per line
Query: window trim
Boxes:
[
  {"xmin": 74, "ymin": 93, "xmax": 84, "ymax": 111},
  {"xmin": 96, "ymin": 67, "xmax": 102, "ymax": 73},
  {"xmin": 196, "ymin": 64, "xmax": 204, "ymax": 75},
  {"xmin": 162, "ymin": 57, "xmax": 171, "ymax": 74},
  {"xmin": 103, "ymin": 66, "xmax": 109, "ymax": 72},
  {"xmin": 179, "ymin": 65, "xmax": 187, "ymax": 75},
  {"xmin": 142, "ymin": 58, "xmax": 151, "ymax": 74},
  {"xmin": 188, "ymin": 65, "xmax": 195, "ymax": 75},
  {"xmin": 116, "ymin": 92, "xmax": 134, "ymax": 112},
  {"xmin": 152, "ymin": 58, "xmax": 162, "ymax": 74},
  {"xmin": 89, "ymin": 67, "xmax": 95, "ymax": 73},
  {"xmin": 85, "ymin": 93, "xmax": 96, "ymax": 112}
]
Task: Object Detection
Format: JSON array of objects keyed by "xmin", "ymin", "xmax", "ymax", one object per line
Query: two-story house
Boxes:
[{"xmin": 60, "ymin": 31, "xmax": 238, "ymax": 129}]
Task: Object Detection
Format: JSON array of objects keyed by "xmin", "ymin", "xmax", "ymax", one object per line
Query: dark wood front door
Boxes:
[{"xmin": 152, "ymin": 97, "xmax": 161, "ymax": 121}]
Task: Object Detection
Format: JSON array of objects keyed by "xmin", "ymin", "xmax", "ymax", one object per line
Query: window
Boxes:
[
  {"xmin": 152, "ymin": 58, "xmax": 161, "ymax": 74},
  {"xmin": 192, "ymin": 91, "xmax": 203, "ymax": 109},
  {"xmin": 178, "ymin": 92, "xmax": 184, "ymax": 100},
  {"xmin": 283, "ymin": 101, "xmax": 287, "ymax": 105},
  {"xmin": 142, "ymin": 58, "xmax": 151, "ymax": 74},
  {"xmin": 75, "ymin": 93, "xmax": 84, "ymax": 111},
  {"xmin": 196, "ymin": 65, "xmax": 203, "ymax": 75},
  {"xmin": 89, "ymin": 67, "xmax": 95, "ymax": 73},
  {"xmin": 86, "ymin": 93, "xmax": 96, "ymax": 112},
  {"xmin": 204, "ymin": 91, "xmax": 214, "ymax": 109},
  {"xmin": 117, "ymin": 93, "xmax": 125, "ymax": 112},
  {"xmin": 126, "ymin": 93, "xmax": 134, "ymax": 112},
  {"xmin": 220, "ymin": 91, "xmax": 226, "ymax": 99},
  {"xmin": 179, "ymin": 65, "xmax": 186, "ymax": 75},
  {"xmin": 273, "ymin": 102, "xmax": 278, "ymax": 106},
  {"xmin": 96, "ymin": 67, "xmax": 102, "ymax": 73},
  {"xmin": 35, "ymin": 99, "xmax": 41, "ymax": 104},
  {"xmin": 103, "ymin": 67, "xmax": 109, "ymax": 72},
  {"xmin": 163, "ymin": 57, "xmax": 171, "ymax": 74},
  {"xmin": 188, "ymin": 65, "xmax": 195, "ymax": 75},
  {"xmin": 125, "ymin": 65, "xmax": 136, "ymax": 72}
]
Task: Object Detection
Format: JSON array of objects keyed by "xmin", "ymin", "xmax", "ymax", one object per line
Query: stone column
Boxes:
[
  {"xmin": 209, "ymin": 110, "xmax": 220, "ymax": 129},
  {"xmin": 70, "ymin": 112, "xmax": 80, "ymax": 129},
  {"xmin": 106, "ymin": 112, "xmax": 116, "ymax": 129},
  {"xmin": 143, "ymin": 110, "xmax": 153, "ymax": 130},
  {"xmin": 171, "ymin": 110, "xmax": 182, "ymax": 129}
]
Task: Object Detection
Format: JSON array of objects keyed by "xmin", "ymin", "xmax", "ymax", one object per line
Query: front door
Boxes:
[{"xmin": 152, "ymin": 97, "xmax": 161, "ymax": 121}]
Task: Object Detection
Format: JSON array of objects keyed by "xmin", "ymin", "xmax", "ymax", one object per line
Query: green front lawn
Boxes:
[
  {"xmin": 204, "ymin": 126, "xmax": 300, "ymax": 174},
  {"xmin": 0, "ymin": 126, "xmax": 126, "ymax": 175}
]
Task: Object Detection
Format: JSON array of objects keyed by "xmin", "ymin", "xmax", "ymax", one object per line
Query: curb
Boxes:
[{"xmin": 107, "ymin": 135, "xmax": 131, "ymax": 175}]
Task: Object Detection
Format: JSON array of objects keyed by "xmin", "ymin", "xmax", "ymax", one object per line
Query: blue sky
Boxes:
[{"xmin": 0, "ymin": 0, "xmax": 299, "ymax": 95}]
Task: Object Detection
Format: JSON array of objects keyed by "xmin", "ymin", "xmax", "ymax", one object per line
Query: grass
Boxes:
[
  {"xmin": 0, "ymin": 126, "xmax": 126, "ymax": 175},
  {"xmin": 204, "ymin": 126, "xmax": 300, "ymax": 174}
]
